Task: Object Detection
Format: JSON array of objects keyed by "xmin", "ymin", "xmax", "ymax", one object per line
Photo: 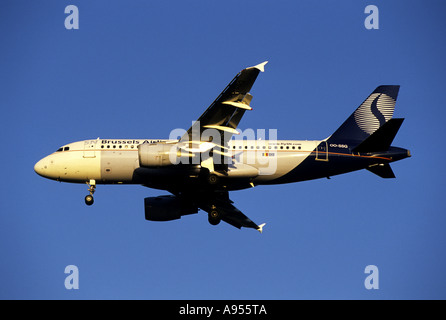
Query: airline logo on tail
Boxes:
[{"xmin": 354, "ymin": 93, "xmax": 396, "ymax": 135}]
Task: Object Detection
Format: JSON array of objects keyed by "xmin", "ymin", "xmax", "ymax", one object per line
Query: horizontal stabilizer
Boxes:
[
  {"xmin": 353, "ymin": 118, "xmax": 404, "ymax": 153},
  {"xmin": 367, "ymin": 163, "xmax": 395, "ymax": 178}
]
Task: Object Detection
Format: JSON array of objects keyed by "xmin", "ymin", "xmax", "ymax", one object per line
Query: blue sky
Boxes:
[{"xmin": 1, "ymin": 0, "xmax": 445, "ymax": 299}]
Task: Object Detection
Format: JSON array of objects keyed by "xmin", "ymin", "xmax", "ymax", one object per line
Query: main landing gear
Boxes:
[
  {"xmin": 207, "ymin": 205, "xmax": 221, "ymax": 226},
  {"xmin": 207, "ymin": 173, "xmax": 219, "ymax": 185},
  {"xmin": 85, "ymin": 179, "xmax": 96, "ymax": 206}
]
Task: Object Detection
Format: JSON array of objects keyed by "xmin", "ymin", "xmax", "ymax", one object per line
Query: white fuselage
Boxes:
[{"xmin": 34, "ymin": 138, "xmax": 322, "ymax": 186}]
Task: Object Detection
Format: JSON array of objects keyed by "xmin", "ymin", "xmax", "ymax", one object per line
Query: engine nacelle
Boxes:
[
  {"xmin": 226, "ymin": 163, "xmax": 259, "ymax": 178},
  {"xmin": 138, "ymin": 143, "xmax": 178, "ymax": 167},
  {"xmin": 144, "ymin": 195, "xmax": 198, "ymax": 221}
]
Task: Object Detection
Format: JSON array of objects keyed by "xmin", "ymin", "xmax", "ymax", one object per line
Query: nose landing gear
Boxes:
[{"xmin": 85, "ymin": 180, "xmax": 96, "ymax": 206}]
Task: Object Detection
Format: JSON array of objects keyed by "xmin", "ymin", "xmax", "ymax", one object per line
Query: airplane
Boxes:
[{"xmin": 34, "ymin": 61, "xmax": 411, "ymax": 233}]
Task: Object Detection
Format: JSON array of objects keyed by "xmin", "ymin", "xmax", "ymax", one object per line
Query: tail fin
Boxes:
[{"xmin": 328, "ymin": 85, "xmax": 400, "ymax": 146}]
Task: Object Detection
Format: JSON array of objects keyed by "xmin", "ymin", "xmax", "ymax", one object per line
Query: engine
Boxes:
[
  {"xmin": 144, "ymin": 195, "xmax": 198, "ymax": 221},
  {"xmin": 138, "ymin": 142, "xmax": 179, "ymax": 167}
]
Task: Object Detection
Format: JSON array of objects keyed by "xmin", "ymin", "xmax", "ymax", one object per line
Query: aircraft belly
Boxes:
[{"xmin": 264, "ymin": 152, "xmax": 378, "ymax": 185}]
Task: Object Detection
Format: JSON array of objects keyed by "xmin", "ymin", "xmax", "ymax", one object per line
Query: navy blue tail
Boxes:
[{"xmin": 328, "ymin": 85, "xmax": 400, "ymax": 148}]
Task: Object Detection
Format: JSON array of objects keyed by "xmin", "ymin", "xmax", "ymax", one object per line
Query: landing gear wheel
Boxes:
[
  {"xmin": 208, "ymin": 174, "xmax": 219, "ymax": 185},
  {"xmin": 208, "ymin": 209, "xmax": 221, "ymax": 226},
  {"xmin": 85, "ymin": 195, "xmax": 94, "ymax": 206},
  {"xmin": 85, "ymin": 179, "xmax": 96, "ymax": 206}
]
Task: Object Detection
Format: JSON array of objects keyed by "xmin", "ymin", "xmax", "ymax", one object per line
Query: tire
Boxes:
[
  {"xmin": 208, "ymin": 210, "xmax": 221, "ymax": 226},
  {"xmin": 85, "ymin": 195, "xmax": 94, "ymax": 206},
  {"xmin": 208, "ymin": 174, "xmax": 219, "ymax": 185}
]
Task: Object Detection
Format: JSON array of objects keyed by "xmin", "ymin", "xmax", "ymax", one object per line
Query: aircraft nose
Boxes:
[
  {"xmin": 34, "ymin": 155, "xmax": 60, "ymax": 180},
  {"xmin": 34, "ymin": 158, "xmax": 47, "ymax": 177}
]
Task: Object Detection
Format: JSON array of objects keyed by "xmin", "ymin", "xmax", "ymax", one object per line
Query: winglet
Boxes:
[
  {"xmin": 247, "ymin": 61, "xmax": 268, "ymax": 72},
  {"xmin": 257, "ymin": 223, "xmax": 266, "ymax": 233}
]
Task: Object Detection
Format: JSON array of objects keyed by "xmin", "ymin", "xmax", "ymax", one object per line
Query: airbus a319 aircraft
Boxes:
[{"xmin": 34, "ymin": 62, "xmax": 410, "ymax": 232}]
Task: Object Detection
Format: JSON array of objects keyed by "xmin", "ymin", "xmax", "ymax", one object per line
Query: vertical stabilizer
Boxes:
[{"xmin": 328, "ymin": 85, "xmax": 400, "ymax": 146}]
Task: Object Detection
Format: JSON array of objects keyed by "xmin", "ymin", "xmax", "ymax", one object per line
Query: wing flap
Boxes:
[
  {"xmin": 222, "ymin": 101, "xmax": 253, "ymax": 110},
  {"xmin": 203, "ymin": 125, "xmax": 240, "ymax": 135}
]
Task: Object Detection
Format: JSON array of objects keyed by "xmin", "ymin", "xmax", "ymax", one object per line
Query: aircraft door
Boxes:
[
  {"xmin": 315, "ymin": 141, "xmax": 328, "ymax": 161},
  {"xmin": 83, "ymin": 140, "xmax": 97, "ymax": 158}
]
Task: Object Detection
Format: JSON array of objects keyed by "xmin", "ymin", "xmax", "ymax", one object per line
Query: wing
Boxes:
[
  {"xmin": 200, "ymin": 191, "xmax": 266, "ymax": 233},
  {"xmin": 179, "ymin": 61, "xmax": 268, "ymax": 167},
  {"xmin": 219, "ymin": 202, "xmax": 266, "ymax": 233}
]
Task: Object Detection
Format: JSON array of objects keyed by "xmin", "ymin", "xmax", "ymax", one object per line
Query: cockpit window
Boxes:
[
  {"xmin": 56, "ymin": 147, "xmax": 63, "ymax": 152},
  {"xmin": 64, "ymin": 147, "xmax": 70, "ymax": 151}
]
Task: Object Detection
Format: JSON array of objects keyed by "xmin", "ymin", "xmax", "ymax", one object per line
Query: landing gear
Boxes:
[
  {"xmin": 85, "ymin": 179, "xmax": 96, "ymax": 206},
  {"xmin": 208, "ymin": 174, "xmax": 219, "ymax": 185},
  {"xmin": 85, "ymin": 194, "xmax": 94, "ymax": 206},
  {"xmin": 207, "ymin": 206, "xmax": 221, "ymax": 226}
]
